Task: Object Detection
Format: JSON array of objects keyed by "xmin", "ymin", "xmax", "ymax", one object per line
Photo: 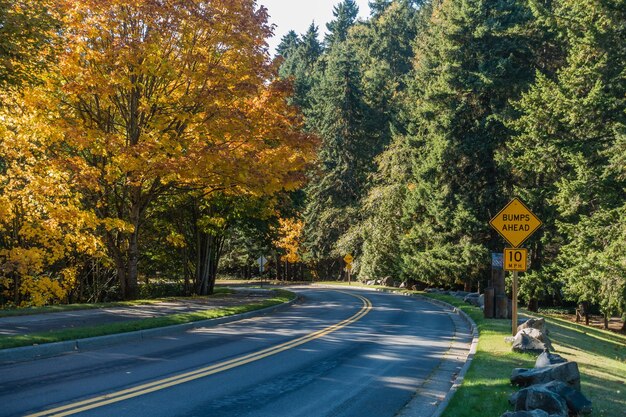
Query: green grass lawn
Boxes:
[
  {"xmin": 0, "ymin": 289, "xmax": 294, "ymax": 350},
  {"xmin": 520, "ymin": 310, "xmax": 626, "ymax": 417},
  {"xmin": 0, "ymin": 287, "xmax": 234, "ymax": 318}
]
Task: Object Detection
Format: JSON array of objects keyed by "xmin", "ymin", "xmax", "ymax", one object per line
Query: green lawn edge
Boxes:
[
  {"xmin": 0, "ymin": 287, "xmax": 234, "ymax": 318},
  {"xmin": 0, "ymin": 289, "xmax": 295, "ymax": 350}
]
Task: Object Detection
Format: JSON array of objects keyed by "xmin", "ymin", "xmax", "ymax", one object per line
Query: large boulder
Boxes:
[
  {"xmin": 518, "ymin": 318, "xmax": 549, "ymax": 334},
  {"xmin": 522, "ymin": 327, "xmax": 554, "ymax": 351},
  {"xmin": 542, "ymin": 381, "xmax": 593, "ymax": 415},
  {"xmin": 511, "ymin": 362, "xmax": 581, "ymax": 391},
  {"xmin": 464, "ymin": 293, "xmax": 481, "ymax": 306},
  {"xmin": 512, "ymin": 329, "xmax": 552, "ymax": 354},
  {"xmin": 524, "ymin": 385, "xmax": 568, "ymax": 417},
  {"xmin": 535, "ymin": 351, "xmax": 567, "ymax": 368},
  {"xmin": 510, "ymin": 381, "xmax": 592, "ymax": 416},
  {"xmin": 381, "ymin": 276, "xmax": 397, "ymax": 287}
]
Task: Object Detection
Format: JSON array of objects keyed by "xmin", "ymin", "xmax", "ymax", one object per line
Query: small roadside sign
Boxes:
[
  {"xmin": 491, "ymin": 253, "xmax": 503, "ymax": 270},
  {"xmin": 490, "ymin": 198, "xmax": 542, "ymax": 248},
  {"xmin": 344, "ymin": 254, "xmax": 353, "ymax": 264},
  {"xmin": 504, "ymin": 248, "xmax": 528, "ymax": 272},
  {"xmin": 257, "ymin": 255, "xmax": 268, "ymax": 273}
]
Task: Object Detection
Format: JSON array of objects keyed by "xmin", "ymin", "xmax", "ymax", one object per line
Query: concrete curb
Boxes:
[
  {"xmin": 417, "ymin": 295, "xmax": 479, "ymax": 417},
  {"xmin": 312, "ymin": 284, "xmax": 479, "ymax": 417},
  {"xmin": 0, "ymin": 296, "xmax": 298, "ymax": 365}
]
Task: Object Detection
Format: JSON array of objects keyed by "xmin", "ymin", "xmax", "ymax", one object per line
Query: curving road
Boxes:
[{"xmin": 0, "ymin": 288, "xmax": 472, "ymax": 417}]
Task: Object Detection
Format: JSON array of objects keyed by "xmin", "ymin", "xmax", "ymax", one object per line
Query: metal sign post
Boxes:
[
  {"xmin": 512, "ymin": 270, "xmax": 518, "ymax": 336},
  {"xmin": 490, "ymin": 198, "xmax": 541, "ymax": 337},
  {"xmin": 344, "ymin": 254, "xmax": 353, "ymax": 285}
]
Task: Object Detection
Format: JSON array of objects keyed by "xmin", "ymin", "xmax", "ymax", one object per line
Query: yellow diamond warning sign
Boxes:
[{"xmin": 490, "ymin": 198, "xmax": 542, "ymax": 248}]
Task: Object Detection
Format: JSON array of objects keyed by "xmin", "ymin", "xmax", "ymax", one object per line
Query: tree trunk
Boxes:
[
  {"xmin": 527, "ymin": 298, "xmax": 539, "ymax": 312},
  {"xmin": 195, "ymin": 231, "xmax": 224, "ymax": 295}
]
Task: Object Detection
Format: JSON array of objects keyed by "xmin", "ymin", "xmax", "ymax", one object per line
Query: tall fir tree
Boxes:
[
  {"xmin": 399, "ymin": 0, "xmax": 537, "ymax": 288},
  {"xmin": 505, "ymin": 0, "xmax": 625, "ymax": 320},
  {"xmin": 302, "ymin": 40, "xmax": 377, "ymax": 278},
  {"xmin": 339, "ymin": 0, "xmax": 422, "ymax": 279},
  {"xmin": 276, "ymin": 30, "xmax": 300, "ymax": 59},
  {"xmin": 324, "ymin": 0, "xmax": 359, "ymax": 48}
]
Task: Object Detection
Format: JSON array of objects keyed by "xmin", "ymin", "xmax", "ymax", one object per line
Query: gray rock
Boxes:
[
  {"xmin": 464, "ymin": 293, "xmax": 481, "ymax": 306},
  {"xmin": 542, "ymin": 381, "xmax": 593, "ymax": 415},
  {"xmin": 500, "ymin": 410, "xmax": 551, "ymax": 417},
  {"xmin": 381, "ymin": 276, "xmax": 396, "ymax": 287},
  {"xmin": 523, "ymin": 385, "xmax": 568, "ymax": 417},
  {"xmin": 535, "ymin": 351, "xmax": 567, "ymax": 368},
  {"xmin": 365, "ymin": 280, "xmax": 376, "ymax": 286},
  {"xmin": 518, "ymin": 318, "xmax": 548, "ymax": 334},
  {"xmin": 509, "ymin": 389, "xmax": 528, "ymax": 409},
  {"xmin": 521, "ymin": 327, "xmax": 554, "ymax": 351},
  {"xmin": 512, "ymin": 330, "xmax": 551, "ymax": 354},
  {"xmin": 511, "ymin": 362, "xmax": 581, "ymax": 391}
]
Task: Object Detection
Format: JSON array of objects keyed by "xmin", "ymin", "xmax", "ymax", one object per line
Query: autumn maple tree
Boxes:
[{"xmin": 0, "ymin": 0, "xmax": 315, "ymax": 302}]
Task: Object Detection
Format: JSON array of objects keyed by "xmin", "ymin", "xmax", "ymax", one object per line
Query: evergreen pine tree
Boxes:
[
  {"xmin": 276, "ymin": 30, "xmax": 300, "ymax": 58},
  {"xmin": 505, "ymin": 0, "xmax": 626, "ymax": 321},
  {"xmin": 302, "ymin": 41, "xmax": 376, "ymax": 278},
  {"xmin": 278, "ymin": 24, "xmax": 323, "ymax": 110},
  {"xmin": 325, "ymin": 0, "xmax": 359, "ymax": 48},
  {"xmin": 399, "ymin": 0, "xmax": 537, "ymax": 288}
]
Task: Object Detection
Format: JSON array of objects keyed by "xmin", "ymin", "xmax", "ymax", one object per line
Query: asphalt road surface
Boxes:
[{"xmin": 0, "ymin": 288, "xmax": 471, "ymax": 417}]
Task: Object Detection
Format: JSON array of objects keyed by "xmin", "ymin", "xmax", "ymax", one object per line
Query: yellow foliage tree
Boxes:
[
  {"xmin": 0, "ymin": 93, "xmax": 102, "ymax": 306},
  {"xmin": 275, "ymin": 218, "xmax": 304, "ymax": 263},
  {"xmin": 2, "ymin": 0, "xmax": 316, "ymax": 300}
]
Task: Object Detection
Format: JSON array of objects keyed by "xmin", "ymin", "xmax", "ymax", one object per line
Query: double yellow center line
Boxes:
[{"xmin": 27, "ymin": 291, "xmax": 372, "ymax": 417}]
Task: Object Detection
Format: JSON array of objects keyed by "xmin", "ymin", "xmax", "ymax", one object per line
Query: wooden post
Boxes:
[{"xmin": 512, "ymin": 270, "xmax": 518, "ymax": 336}]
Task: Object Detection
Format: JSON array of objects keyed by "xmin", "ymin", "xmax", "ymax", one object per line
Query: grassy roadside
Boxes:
[
  {"xmin": 312, "ymin": 282, "xmax": 624, "ymax": 416},
  {"xmin": 424, "ymin": 293, "xmax": 537, "ymax": 417},
  {"xmin": 0, "ymin": 287, "xmax": 234, "ymax": 318},
  {"xmin": 429, "ymin": 294, "xmax": 625, "ymax": 417},
  {"xmin": 0, "ymin": 289, "xmax": 294, "ymax": 350}
]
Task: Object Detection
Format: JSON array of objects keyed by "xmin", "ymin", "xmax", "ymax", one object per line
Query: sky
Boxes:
[{"xmin": 258, "ymin": 0, "xmax": 371, "ymax": 55}]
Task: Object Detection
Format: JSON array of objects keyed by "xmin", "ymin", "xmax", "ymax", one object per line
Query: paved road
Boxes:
[{"xmin": 0, "ymin": 288, "xmax": 471, "ymax": 417}]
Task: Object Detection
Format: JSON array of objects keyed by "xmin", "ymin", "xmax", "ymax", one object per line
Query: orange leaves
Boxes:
[
  {"xmin": 275, "ymin": 218, "xmax": 304, "ymax": 263},
  {"xmin": 1, "ymin": 0, "xmax": 316, "ymax": 303}
]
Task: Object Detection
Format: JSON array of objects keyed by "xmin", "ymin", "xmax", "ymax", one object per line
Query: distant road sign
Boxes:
[
  {"xmin": 257, "ymin": 256, "xmax": 267, "ymax": 273},
  {"xmin": 504, "ymin": 248, "xmax": 528, "ymax": 272},
  {"xmin": 490, "ymin": 198, "xmax": 542, "ymax": 247},
  {"xmin": 344, "ymin": 254, "xmax": 353, "ymax": 264}
]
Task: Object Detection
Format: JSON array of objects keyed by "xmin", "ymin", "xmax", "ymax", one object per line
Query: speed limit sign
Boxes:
[{"xmin": 504, "ymin": 248, "xmax": 528, "ymax": 272}]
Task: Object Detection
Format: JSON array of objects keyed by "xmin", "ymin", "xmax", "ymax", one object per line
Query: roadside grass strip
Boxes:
[
  {"xmin": 423, "ymin": 294, "xmax": 625, "ymax": 417},
  {"xmin": 24, "ymin": 291, "xmax": 372, "ymax": 417},
  {"xmin": 0, "ymin": 287, "xmax": 234, "ymax": 318},
  {"xmin": 0, "ymin": 289, "xmax": 293, "ymax": 350}
]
